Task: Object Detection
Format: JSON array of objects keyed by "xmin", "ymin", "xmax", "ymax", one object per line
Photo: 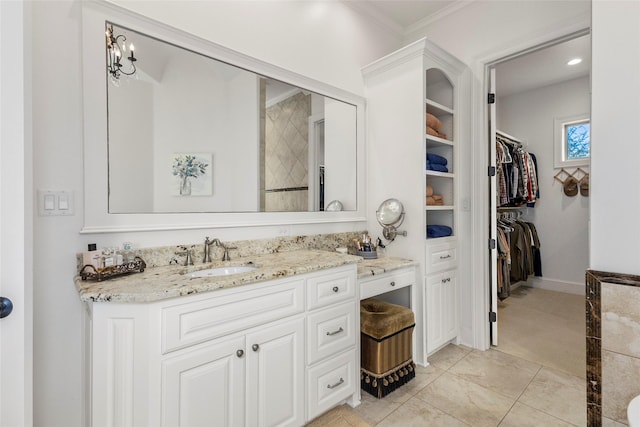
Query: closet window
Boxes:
[{"xmin": 554, "ymin": 114, "xmax": 590, "ymax": 168}]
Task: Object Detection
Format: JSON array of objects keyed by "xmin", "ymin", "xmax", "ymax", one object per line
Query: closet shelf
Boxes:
[
  {"xmin": 425, "ymin": 205, "xmax": 454, "ymax": 211},
  {"xmin": 425, "ymin": 170, "xmax": 454, "ymax": 178},
  {"xmin": 425, "ymin": 98, "xmax": 453, "ymax": 115},
  {"xmin": 426, "ymin": 134, "xmax": 453, "ymax": 147}
]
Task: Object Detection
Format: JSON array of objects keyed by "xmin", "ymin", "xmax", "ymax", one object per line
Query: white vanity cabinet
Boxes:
[
  {"xmin": 84, "ymin": 264, "xmax": 357, "ymax": 427},
  {"xmin": 161, "ymin": 317, "xmax": 304, "ymax": 427}
]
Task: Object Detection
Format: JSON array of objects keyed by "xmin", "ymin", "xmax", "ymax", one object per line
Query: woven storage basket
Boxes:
[{"xmin": 360, "ymin": 298, "xmax": 415, "ymax": 398}]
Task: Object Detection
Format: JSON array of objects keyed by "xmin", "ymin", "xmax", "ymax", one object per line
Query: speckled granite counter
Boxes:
[
  {"xmin": 75, "ymin": 249, "xmax": 361, "ymax": 303},
  {"xmin": 356, "ymin": 256, "xmax": 417, "ymax": 279}
]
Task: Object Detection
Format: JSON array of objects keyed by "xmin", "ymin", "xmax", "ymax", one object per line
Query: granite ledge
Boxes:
[
  {"xmin": 357, "ymin": 256, "xmax": 417, "ymax": 279},
  {"xmin": 75, "ymin": 249, "xmax": 361, "ymax": 303}
]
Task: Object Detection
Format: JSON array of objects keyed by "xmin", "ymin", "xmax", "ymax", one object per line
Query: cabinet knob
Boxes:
[
  {"xmin": 236, "ymin": 349, "xmax": 244, "ymax": 358},
  {"xmin": 252, "ymin": 344, "xmax": 260, "ymax": 352},
  {"xmin": 332, "ymin": 286, "xmax": 339, "ymax": 293},
  {"xmin": 390, "ymin": 281, "xmax": 396, "ymax": 287}
]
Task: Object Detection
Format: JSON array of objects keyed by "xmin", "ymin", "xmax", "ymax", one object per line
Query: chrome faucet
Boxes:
[{"xmin": 204, "ymin": 237, "xmax": 237, "ymax": 262}]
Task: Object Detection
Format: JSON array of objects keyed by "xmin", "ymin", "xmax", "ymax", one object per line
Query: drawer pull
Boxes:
[
  {"xmin": 441, "ymin": 277, "xmax": 451, "ymax": 284},
  {"xmin": 236, "ymin": 349, "xmax": 244, "ymax": 358},
  {"xmin": 327, "ymin": 377, "xmax": 344, "ymax": 389},
  {"xmin": 439, "ymin": 254, "xmax": 452, "ymax": 259},
  {"xmin": 390, "ymin": 281, "xmax": 396, "ymax": 287},
  {"xmin": 332, "ymin": 286, "xmax": 339, "ymax": 293},
  {"xmin": 252, "ymin": 344, "xmax": 260, "ymax": 352},
  {"xmin": 326, "ymin": 327, "xmax": 344, "ymax": 336}
]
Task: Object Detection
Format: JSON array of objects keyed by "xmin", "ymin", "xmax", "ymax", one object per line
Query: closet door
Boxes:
[{"xmin": 489, "ymin": 67, "xmax": 498, "ymax": 346}]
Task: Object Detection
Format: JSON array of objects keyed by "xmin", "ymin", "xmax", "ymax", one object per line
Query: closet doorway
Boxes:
[{"xmin": 487, "ymin": 33, "xmax": 591, "ymax": 377}]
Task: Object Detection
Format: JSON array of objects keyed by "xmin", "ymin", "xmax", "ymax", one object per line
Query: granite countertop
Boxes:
[
  {"xmin": 75, "ymin": 249, "xmax": 361, "ymax": 303},
  {"xmin": 356, "ymin": 256, "xmax": 417, "ymax": 278},
  {"xmin": 75, "ymin": 249, "xmax": 417, "ymax": 304}
]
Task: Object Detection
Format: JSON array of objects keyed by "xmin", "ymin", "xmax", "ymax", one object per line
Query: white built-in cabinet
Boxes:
[
  {"xmin": 84, "ymin": 264, "xmax": 358, "ymax": 427},
  {"xmin": 363, "ymin": 38, "xmax": 468, "ymax": 359}
]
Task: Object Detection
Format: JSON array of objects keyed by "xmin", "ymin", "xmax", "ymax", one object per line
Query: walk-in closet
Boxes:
[{"xmin": 489, "ymin": 34, "xmax": 591, "ymax": 378}]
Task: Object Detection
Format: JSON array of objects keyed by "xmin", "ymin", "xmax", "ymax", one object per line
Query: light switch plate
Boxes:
[{"xmin": 38, "ymin": 190, "xmax": 74, "ymax": 216}]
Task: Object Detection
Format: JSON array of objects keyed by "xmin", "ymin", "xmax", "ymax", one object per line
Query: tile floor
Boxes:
[{"xmin": 308, "ymin": 286, "xmax": 587, "ymax": 427}]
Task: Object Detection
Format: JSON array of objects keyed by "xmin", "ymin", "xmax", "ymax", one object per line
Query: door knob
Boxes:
[{"xmin": 0, "ymin": 297, "xmax": 13, "ymax": 319}]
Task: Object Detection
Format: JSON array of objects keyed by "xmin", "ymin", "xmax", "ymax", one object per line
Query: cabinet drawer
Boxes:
[
  {"xmin": 359, "ymin": 269, "xmax": 415, "ymax": 300},
  {"xmin": 307, "ymin": 350, "xmax": 356, "ymax": 420},
  {"xmin": 161, "ymin": 279, "xmax": 304, "ymax": 354},
  {"xmin": 307, "ymin": 301, "xmax": 356, "ymax": 364},
  {"xmin": 426, "ymin": 241, "xmax": 457, "ymax": 273},
  {"xmin": 307, "ymin": 268, "xmax": 356, "ymax": 310}
]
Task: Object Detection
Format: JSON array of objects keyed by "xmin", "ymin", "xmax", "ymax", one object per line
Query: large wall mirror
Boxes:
[{"xmin": 81, "ymin": 2, "xmax": 365, "ymax": 232}]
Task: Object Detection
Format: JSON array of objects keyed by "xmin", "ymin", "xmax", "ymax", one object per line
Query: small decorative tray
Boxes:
[
  {"xmin": 357, "ymin": 250, "xmax": 378, "ymax": 260},
  {"xmin": 80, "ymin": 257, "xmax": 147, "ymax": 282}
]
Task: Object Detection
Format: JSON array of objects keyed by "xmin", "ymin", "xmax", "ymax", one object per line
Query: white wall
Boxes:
[
  {"xmin": 324, "ymin": 98, "xmax": 357, "ymax": 210},
  {"xmin": 591, "ymin": 0, "xmax": 640, "ymax": 275},
  {"xmin": 151, "ymin": 53, "xmax": 260, "ymax": 212},
  {"xmin": 31, "ymin": 1, "xmax": 401, "ymax": 425},
  {"xmin": 109, "ymin": 78, "xmax": 155, "ymax": 212},
  {"xmin": 497, "ymin": 76, "xmax": 590, "ymax": 286}
]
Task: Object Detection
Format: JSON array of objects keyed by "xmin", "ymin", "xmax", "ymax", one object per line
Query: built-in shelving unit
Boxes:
[
  {"xmin": 425, "ymin": 69, "xmax": 455, "ymax": 240},
  {"xmin": 363, "ymin": 37, "xmax": 469, "ymax": 361}
]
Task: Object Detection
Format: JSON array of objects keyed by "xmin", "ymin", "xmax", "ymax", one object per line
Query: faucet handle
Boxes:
[
  {"xmin": 221, "ymin": 246, "xmax": 237, "ymax": 261},
  {"xmin": 175, "ymin": 245, "xmax": 195, "ymax": 266}
]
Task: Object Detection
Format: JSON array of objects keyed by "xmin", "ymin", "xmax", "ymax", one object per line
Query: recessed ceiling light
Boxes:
[{"xmin": 567, "ymin": 58, "xmax": 582, "ymax": 66}]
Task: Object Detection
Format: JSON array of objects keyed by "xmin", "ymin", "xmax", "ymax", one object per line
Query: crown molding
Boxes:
[
  {"xmin": 341, "ymin": 1, "xmax": 404, "ymax": 37},
  {"xmin": 405, "ymin": 0, "xmax": 477, "ymax": 37}
]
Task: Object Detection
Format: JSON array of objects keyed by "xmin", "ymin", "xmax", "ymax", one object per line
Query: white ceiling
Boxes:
[{"xmin": 350, "ymin": 0, "xmax": 590, "ymax": 96}]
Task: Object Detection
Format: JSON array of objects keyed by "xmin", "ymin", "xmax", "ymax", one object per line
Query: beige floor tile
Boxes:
[
  {"xmin": 449, "ymin": 349, "xmax": 541, "ymax": 400},
  {"xmin": 376, "ymin": 396, "xmax": 469, "ymax": 427},
  {"xmin": 427, "ymin": 343, "xmax": 473, "ymax": 371},
  {"xmin": 498, "ymin": 402, "xmax": 574, "ymax": 427},
  {"xmin": 518, "ymin": 366, "xmax": 587, "ymax": 426},
  {"xmin": 415, "ymin": 371, "xmax": 514, "ymax": 427},
  {"xmin": 306, "ymin": 405, "xmax": 371, "ymax": 427},
  {"xmin": 603, "ymin": 415, "xmax": 628, "ymax": 427},
  {"xmin": 375, "ymin": 363, "xmax": 445, "ymax": 404},
  {"xmin": 352, "ymin": 389, "xmax": 403, "ymax": 426},
  {"xmin": 497, "ymin": 286, "xmax": 586, "ymax": 378}
]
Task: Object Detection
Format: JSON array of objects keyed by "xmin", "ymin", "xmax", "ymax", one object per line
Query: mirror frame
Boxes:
[{"xmin": 81, "ymin": 2, "xmax": 366, "ymax": 233}]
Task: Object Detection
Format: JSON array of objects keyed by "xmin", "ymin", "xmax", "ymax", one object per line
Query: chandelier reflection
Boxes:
[{"xmin": 106, "ymin": 24, "xmax": 137, "ymax": 84}]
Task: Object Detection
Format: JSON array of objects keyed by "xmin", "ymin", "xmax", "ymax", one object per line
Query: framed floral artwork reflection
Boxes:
[{"xmin": 171, "ymin": 153, "xmax": 212, "ymax": 196}]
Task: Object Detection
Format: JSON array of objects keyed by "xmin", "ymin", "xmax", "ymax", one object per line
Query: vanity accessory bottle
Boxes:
[{"xmin": 83, "ymin": 243, "xmax": 102, "ymax": 270}]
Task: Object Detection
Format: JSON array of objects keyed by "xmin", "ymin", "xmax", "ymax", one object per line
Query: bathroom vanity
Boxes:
[
  {"xmin": 76, "ymin": 247, "xmax": 418, "ymax": 427},
  {"xmin": 78, "ymin": 250, "xmax": 361, "ymax": 427}
]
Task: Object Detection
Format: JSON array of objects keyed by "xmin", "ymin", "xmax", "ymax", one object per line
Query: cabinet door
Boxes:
[
  {"xmin": 442, "ymin": 269, "xmax": 458, "ymax": 342},
  {"xmin": 426, "ymin": 272, "xmax": 444, "ymax": 354},
  {"xmin": 246, "ymin": 318, "xmax": 304, "ymax": 427},
  {"xmin": 161, "ymin": 336, "xmax": 245, "ymax": 427}
]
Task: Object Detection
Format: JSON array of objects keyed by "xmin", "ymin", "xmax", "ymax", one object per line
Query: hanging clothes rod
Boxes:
[{"xmin": 496, "ymin": 130, "xmax": 525, "ymax": 144}]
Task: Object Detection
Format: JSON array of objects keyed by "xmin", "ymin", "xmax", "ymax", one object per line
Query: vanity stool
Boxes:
[{"xmin": 360, "ymin": 298, "xmax": 415, "ymax": 398}]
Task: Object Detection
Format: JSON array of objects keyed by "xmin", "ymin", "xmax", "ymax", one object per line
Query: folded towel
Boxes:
[
  {"xmin": 426, "ymin": 126, "xmax": 448, "ymax": 139},
  {"xmin": 426, "ymin": 196, "xmax": 444, "ymax": 206},
  {"xmin": 426, "ymin": 185, "xmax": 433, "ymax": 197},
  {"xmin": 432, "ymin": 194, "xmax": 443, "ymax": 201},
  {"xmin": 426, "ymin": 113, "xmax": 442, "ymax": 131},
  {"xmin": 427, "ymin": 225, "xmax": 452, "ymax": 238},
  {"xmin": 426, "ymin": 163, "xmax": 449, "ymax": 173},
  {"xmin": 426, "ymin": 126, "xmax": 440, "ymax": 137},
  {"xmin": 427, "ymin": 153, "xmax": 448, "ymax": 165}
]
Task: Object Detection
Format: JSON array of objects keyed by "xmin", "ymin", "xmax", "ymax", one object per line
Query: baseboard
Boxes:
[{"xmin": 526, "ymin": 277, "xmax": 585, "ymax": 296}]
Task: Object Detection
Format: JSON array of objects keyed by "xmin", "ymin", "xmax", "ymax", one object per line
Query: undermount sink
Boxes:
[{"xmin": 188, "ymin": 265, "xmax": 257, "ymax": 278}]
